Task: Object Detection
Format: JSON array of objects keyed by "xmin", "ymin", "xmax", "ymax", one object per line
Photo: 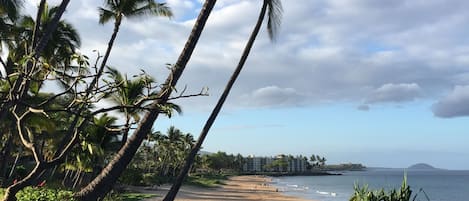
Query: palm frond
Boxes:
[
  {"xmin": 266, "ymin": 0, "xmax": 283, "ymax": 41},
  {"xmin": 106, "ymin": 66, "xmax": 124, "ymax": 82},
  {"xmin": 0, "ymin": 0, "xmax": 23, "ymax": 21},
  {"xmin": 127, "ymin": 2, "xmax": 172, "ymax": 19},
  {"xmin": 98, "ymin": 7, "xmax": 116, "ymax": 24},
  {"xmin": 166, "ymin": 102, "xmax": 182, "ymax": 115},
  {"xmin": 61, "ymin": 21, "xmax": 81, "ymax": 47}
]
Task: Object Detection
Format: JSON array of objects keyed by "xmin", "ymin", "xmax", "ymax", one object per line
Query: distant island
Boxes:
[{"xmin": 408, "ymin": 163, "xmax": 437, "ymax": 170}]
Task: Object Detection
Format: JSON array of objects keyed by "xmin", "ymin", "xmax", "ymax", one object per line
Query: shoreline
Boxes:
[
  {"xmin": 245, "ymin": 171, "xmax": 343, "ymax": 177},
  {"xmin": 139, "ymin": 175, "xmax": 318, "ymax": 201}
]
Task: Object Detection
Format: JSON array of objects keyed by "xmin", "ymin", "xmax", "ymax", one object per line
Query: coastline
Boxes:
[{"xmin": 140, "ymin": 175, "xmax": 318, "ymax": 201}]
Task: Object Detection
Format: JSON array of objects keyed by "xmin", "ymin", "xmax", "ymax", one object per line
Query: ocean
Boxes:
[{"xmin": 271, "ymin": 169, "xmax": 469, "ymax": 201}]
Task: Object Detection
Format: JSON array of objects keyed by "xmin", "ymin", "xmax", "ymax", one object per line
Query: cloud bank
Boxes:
[
  {"xmin": 432, "ymin": 85, "xmax": 469, "ymax": 118},
  {"xmin": 20, "ymin": 0, "xmax": 469, "ymax": 117},
  {"xmin": 366, "ymin": 83, "xmax": 422, "ymax": 104}
]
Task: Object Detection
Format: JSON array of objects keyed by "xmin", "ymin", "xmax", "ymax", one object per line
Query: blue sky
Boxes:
[{"xmin": 21, "ymin": 0, "xmax": 469, "ymax": 169}]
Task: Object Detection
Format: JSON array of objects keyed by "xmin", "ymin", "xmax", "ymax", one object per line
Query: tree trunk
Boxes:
[
  {"xmin": 0, "ymin": 0, "xmax": 71, "ymax": 125},
  {"xmin": 73, "ymin": 1, "xmax": 217, "ymax": 200},
  {"xmin": 90, "ymin": 14, "xmax": 122, "ymax": 92},
  {"xmin": 0, "ymin": 134, "xmax": 12, "ymax": 184},
  {"xmin": 163, "ymin": 2, "xmax": 268, "ymax": 201},
  {"xmin": 52, "ymin": 5, "xmax": 122, "ymax": 163},
  {"xmin": 31, "ymin": 0, "xmax": 47, "ymax": 51},
  {"xmin": 120, "ymin": 114, "xmax": 131, "ymax": 148},
  {"xmin": 33, "ymin": 0, "xmax": 70, "ymax": 58},
  {"xmin": 7, "ymin": 153, "xmax": 19, "ymax": 180},
  {"xmin": 0, "ymin": 5, "xmax": 71, "ymax": 191},
  {"xmin": 1, "ymin": 163, "xmax": 44, "ymax": 201}
]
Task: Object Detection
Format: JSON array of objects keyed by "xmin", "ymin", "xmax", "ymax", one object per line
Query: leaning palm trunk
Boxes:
[
  {"xmin": 0, "ymin": 0, "xmax": 70, "ymax": 123},
  {"xmin": 163, "ymin": 0, "xmax": 282, "ymax": 200},
  {"xmin": 73, "ymin": 1, "xmax": 217, "ymax": 200}
]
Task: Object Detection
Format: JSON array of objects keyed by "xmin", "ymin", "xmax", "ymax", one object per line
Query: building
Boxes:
[
  {"xmin": 243, "ymin": 155, "xmax": 274, "ymax": 172},
  {"xmin": 287, "ymin": 156, "xmax": 307, "ymax": 172},
  {"xmin": 243, "ymin": 155, "xmax": 307, "ymax": 173}
]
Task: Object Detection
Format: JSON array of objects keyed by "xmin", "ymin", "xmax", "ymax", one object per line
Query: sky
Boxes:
[{"xmin": 21, "ymin": 0, "xmax": 469, "ymax": 170}]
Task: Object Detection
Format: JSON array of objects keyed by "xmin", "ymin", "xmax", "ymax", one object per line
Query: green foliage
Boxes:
[
  {"xmin": 98, "ymin": 0, "xmax": 172, "ymax": 24},
  {"xmin": 119, "ymin": 167, "xmax": 144, "ymax": 186},
  {"xmin": 15, "ymin": 165, "xmax": 27, "ymax": 178},
  {"xmin": 15, "ymin": 187, "xmax": 75, "ymax": 201},
  {"xmin": 185, "ymin": 174, "xmax": 228, "ymax": 188},
  {"xmin": 120, "ymin": 193, "xmax": 157, "ymax": 201},
  {"xmin": 267, "ymin": 157, "xmax": 288, "ymax": 172},
  {"xmin": 0, "ymin": 188, "xmax": 156, "ymax": 201},
  {"xmin": 119, "ymin": 126, "xmax": 197, "ymax": 187},
  {"xmin": 1, "ymin": 0, "xmax": 180, "ymax": 199},
  {"xmin": 202, "ymin": 152, "xmax": 245, "ymax": 172},
  {"xmin": 325, "ymin": 163, "xmax": 366, "ymax": 171},
  {"xmin": 141, "ymin": 173, "xmax": 167, "ymax": 186},
  {"xmin": 349, "ymin": 176, "xmax": 429, "ymax": 201},
  {"xmin": 102, "ymin": 191, "xmax": 157, "ymax": 201}
]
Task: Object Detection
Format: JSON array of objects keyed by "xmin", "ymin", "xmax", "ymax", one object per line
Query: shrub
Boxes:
[
  {"xmin": 119, "ymin": 168, "xmax": 144, "ymax": 186},
  {"xmin": 141, "ymin": 173, "xmax": 165, "ymax": 186},
  {"xmin": 349, "ymin": 175, "xmax": 429, "ymax": 201},
  {"xmin": 15, "ymin": 187, "xmax": 74, "ymax": 201}
]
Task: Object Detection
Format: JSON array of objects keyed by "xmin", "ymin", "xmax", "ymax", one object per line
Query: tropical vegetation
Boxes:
[
  {"xmin": 0, "ymin": 0, "xmax": 289, "ymax": 200},
  {"xmin": 349, "ymin": 176, "xmax": 430, "ymax": 201},
  {"xmin": 1, "ymin": 0, "xmax": 191, "ymax": 200},
  {"xmin": 0, "ymin": 1, "xmax": 442, "ymax": 201}
]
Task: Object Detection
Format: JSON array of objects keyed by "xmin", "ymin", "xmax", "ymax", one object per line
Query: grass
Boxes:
[
  {"xmin": 0, "ymin": 174, "xmax": 230, "ymax": 200},
  {"xmin": 184, "ymin": 174, "xmax": 228, "ymax": 188},
  {"xmin": 110, "ymin": 192, "xmax": 158, "ymax": 201}
]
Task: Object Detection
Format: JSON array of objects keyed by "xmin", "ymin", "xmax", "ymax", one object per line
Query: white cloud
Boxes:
[
  {"xmin": 237, "ymin": 86, "xmax": 307, "ymax": 108},
  {"xmin": 166, "ymin": 0, "xmax": 197, "ymax": 20},
  {"xmin": 432, "ymin": 85, "xmax": 469, "ymax": 118},
  {"xmin": 15, "ymin": 0, "xmax": 469, "ymax": 112},
  {"xmin": 366, "ymin": 83, "xmax": 422, "ymax": 104}
]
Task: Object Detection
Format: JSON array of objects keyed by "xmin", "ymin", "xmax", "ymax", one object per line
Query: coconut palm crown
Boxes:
[{"xmin": 98, "ymin": 0, "xmax": 172, "ymax": 24}]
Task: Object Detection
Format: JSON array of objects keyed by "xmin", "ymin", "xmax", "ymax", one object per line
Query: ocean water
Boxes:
[{"xmin": 271, "ymin": 169, "xmax": 469, "ymax": 201}]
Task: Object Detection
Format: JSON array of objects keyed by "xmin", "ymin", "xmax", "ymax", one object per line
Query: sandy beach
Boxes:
[{"xmin": 139, "ymin": 175, "xmax": 317, "ymax": 201}]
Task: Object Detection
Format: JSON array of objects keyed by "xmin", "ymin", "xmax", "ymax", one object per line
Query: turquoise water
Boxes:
[{"xmin": 272, "ymin": 169, "xmax": 469, "ymax": 201}]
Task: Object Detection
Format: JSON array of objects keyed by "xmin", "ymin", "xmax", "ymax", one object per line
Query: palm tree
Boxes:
[
  {"xmin": 0, "ymin": 0, "xmax": 22, "ymax": 57},
  {"xmin": 7, "ymin": 3, "xmax": 81, "ymax": 91},
  {"xmin": 158, "ymin": 126, "xmax": 183, "ymax": 176},
  {"xmin": 106, "ymin": 67, "xmax": 150, "ymax": 147},
  {"xmin": 33, "ymin": 0, "xmax": 70, "ymax": 57},
  {"xmin": 0, "ymin": 0, "xmax": 22, "ymax": 20},
  {"xmin": 163, "ymin": 0, "xmax": 282, "ymax": 200},
  {"xmin": 310, "ymin": 154, "xmax": 317, "ymax": 168},
  {"xmin": 0, "ymin": 0, "xmax": 71, "ymax": 130},
  {"xmin": 62, "ymin": 113, "xmax": 119, "ymax": 188},
  {"xmin": 0, "ymin": 0, "xmax": 22, "ymax": 46},
  {"xmin": 0, "ymin": 0, "xmax": 22, "ymax": 77},
  {"xmin": 1, "ymin": 1, "xmax": 79, "ymax": 200},
  {"xmin": 90, "ymin": 0, "xmax": 172, "ymax": 91},
  {"xmin": 319, "ymin": 157, "xmax": 326, "ymax": 167},
  {"xmin": 151, "ymin": 126, "xmax": 194, "ymax": 177},
  {"xmin": 28, "ymin": 3, "xmax": 80, "ymax": 67},
  {"xmin": 74, "ymin": 1, "xmax": 217, "ymax": 200}
]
